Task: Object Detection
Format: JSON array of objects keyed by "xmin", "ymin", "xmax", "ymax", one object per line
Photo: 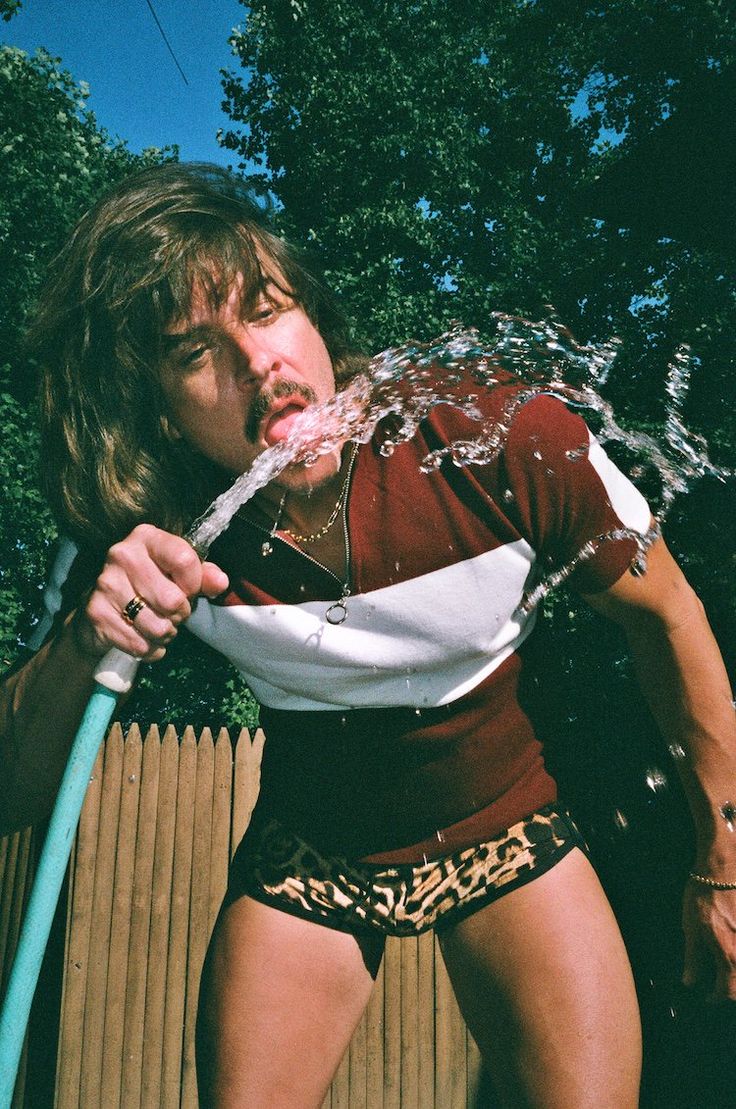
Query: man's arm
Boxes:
[
  {"xmin": 582, "ymin": 535, "xmax": 736, "ymax": 999},
  {"xmin": 0, "ymin": 613, "xmax": 102, "ymax": 834}
]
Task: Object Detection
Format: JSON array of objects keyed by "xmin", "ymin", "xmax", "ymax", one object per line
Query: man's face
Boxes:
[{"xmin": 159, "ymin": 277, "xmax": 341, "ymax": 495}]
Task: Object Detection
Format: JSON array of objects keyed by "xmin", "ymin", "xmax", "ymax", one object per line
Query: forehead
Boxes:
[
  {"xmin": 152, "ymin": 214, "xmax": 288, "ymax": 324},
  {"xmin": 180, "ymin": 272, "xmax": 250, "ymax": 326}
]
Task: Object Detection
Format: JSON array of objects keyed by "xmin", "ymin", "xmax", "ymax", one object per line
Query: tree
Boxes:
[
  {"xmin": 221, "ymin": 2, "xmax": 733, "ymax": 403},
  {"xmin": 0, "ymin": 1, "xmax": 22, "ymax": 23},
  {"xmin": 0, "ymin": 46, "xmax": 153, "ymax": 675},
  {"xmin": 0, "ymin": 47, "xmax": 166, "ymax": 395}
]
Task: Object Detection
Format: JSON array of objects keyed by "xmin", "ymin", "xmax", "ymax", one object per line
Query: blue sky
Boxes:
[{"xmin": 1, "ymin": 0, "xmax": 246, "ymax": 166}]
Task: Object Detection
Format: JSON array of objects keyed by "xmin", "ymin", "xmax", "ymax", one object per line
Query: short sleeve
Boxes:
[{"xmin": 499, "ymin": 393, "xmax": 652, "ymax": 593}]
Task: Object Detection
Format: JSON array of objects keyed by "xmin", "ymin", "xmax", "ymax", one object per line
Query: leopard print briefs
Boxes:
[{"xmin": 225, "ymin": 804, "xmax": 588, "ymax": 937}]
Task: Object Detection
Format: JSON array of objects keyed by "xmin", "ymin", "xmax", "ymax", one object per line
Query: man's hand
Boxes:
[{"xmin": 75, "ymin": 524, "xmax": 229, "ymax": 663}]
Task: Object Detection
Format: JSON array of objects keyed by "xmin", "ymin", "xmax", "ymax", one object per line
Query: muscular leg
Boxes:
[
  {"xmin": 438, "ymin": 848, "xmax": 641, "ymax": 1109},
  {"xmin": 196, "ymin": 896, "xmax": 384, "ymax": 1108}
]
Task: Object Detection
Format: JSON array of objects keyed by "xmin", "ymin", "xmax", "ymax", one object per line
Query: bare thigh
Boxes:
[
  {"xmin": 196, "ymin": 896, "xmax": 384, "ymax": 1109},
  {"xmin": 438, "ymin": 848, "xmax": 642, "ymax": 1109}
]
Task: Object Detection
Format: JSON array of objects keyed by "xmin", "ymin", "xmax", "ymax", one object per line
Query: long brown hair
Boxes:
[{"xmin": 31, "ymin": 162, "xmax": 365, "ymax": 554}]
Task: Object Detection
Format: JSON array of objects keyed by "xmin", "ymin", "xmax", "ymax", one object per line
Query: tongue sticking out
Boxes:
[{"xmin": 263, "ymin": 404, "xmax": 307, "ymax": 446}]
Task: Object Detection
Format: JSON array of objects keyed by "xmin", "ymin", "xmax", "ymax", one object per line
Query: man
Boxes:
[{"xmin": 2, "ymin": 163, "xmax": 735, "ymax": 1107}]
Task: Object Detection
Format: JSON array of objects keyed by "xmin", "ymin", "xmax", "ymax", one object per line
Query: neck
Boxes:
[{"xmin": 256, "ymin": 442, "xmax": 353, "ymax": 534}]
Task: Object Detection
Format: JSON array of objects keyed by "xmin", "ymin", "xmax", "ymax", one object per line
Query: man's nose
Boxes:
[{"xmin": 230, "ymin": 325, "xmax": 279, "ymax": 384}]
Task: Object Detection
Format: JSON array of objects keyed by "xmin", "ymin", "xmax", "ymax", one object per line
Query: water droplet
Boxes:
[
  {"xmin": 435, "ymin": 829, "xmax": 446, "ymax": 844},
  {"xmin": 612, "ymin": 809, "xmax": 629, "ymax": 833},
  {"xmin": 644, "ymin": 766, "xmax": 667, "ymax": 793},
  {"xmin": 719, "ymin": 802, "xmax": 736, "ymax": 831},
  {"xmin": 128, "ymin": 774, "xmax": 136, "ymax": 783},
  {"xmin": 503, "ymin": 488, "xmax": 514, "ymax": 502},
  {"xmin": 532, "ymin": 449, "xmax": 543, "ymax": 460},
  {"xmin": 565, "ymin": 446, "xmax": 587, "ymax": 462},
  {"xmin": 668, "ymin": 742, "xmax": 686, "ymax": 761},
  {"xmin": 415, "ymin": 708, "xmax": 422, "ymax": 716}
]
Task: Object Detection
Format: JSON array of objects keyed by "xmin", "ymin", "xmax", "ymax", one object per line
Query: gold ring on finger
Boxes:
[{"xmin": 122, "ymin": 594, "xmax": 147, "ymax": 625}]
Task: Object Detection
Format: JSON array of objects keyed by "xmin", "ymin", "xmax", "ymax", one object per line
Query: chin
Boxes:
[{"xmin": 281, "ymin": 452, "xmax": 342, "ymax": 494}]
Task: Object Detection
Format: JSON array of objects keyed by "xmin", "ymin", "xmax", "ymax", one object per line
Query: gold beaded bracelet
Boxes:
[{"xmin": 688, "ymin": 871, "xmax": 736, "ymax": 891}]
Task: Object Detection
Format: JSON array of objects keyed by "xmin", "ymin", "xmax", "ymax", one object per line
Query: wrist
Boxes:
[{"xmin": 691, "ymin": 797, "xmax": 736, "ymax": 856}]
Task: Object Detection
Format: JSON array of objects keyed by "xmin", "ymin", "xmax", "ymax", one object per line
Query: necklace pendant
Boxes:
[
  {"xmin": 326, "ymin": 585, "xmax": 350, "ymax": 626},
  {"xmin": 261, "ymin": 539, "xmax": 274, "ymax": 557},
  {"xmin": 325, "ymin": 599, "xmax": 348, "ymax": 625}
]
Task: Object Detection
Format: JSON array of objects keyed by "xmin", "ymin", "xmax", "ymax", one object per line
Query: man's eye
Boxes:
[
  {"xmin": 179, "ymin": 344, "xmax": 210, "ymax": 367},
  {"xmin": 251, "ymin": 302, "xmax": 280, "ymax": 324}
]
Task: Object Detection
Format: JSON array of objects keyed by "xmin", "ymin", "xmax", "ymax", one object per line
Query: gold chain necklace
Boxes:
[{"xmin": 260, "ymin": 442, "xmax": 359, "ymax": 556}]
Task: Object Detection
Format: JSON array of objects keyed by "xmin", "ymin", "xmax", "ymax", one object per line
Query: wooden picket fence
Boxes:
[{"xmin": 0, "ymin": 724, "xmax": 483, "ymax": 1107}]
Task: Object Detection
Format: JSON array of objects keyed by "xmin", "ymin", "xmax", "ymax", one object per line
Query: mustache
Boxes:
[{"xmin": 246, "ymin": 379, "xmax": 318, "ymax": 442}]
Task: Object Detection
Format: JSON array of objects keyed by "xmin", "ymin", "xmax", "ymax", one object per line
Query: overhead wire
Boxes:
[{"xmin": 144, "ymin": 0, "xmax": 189, "ymax": 86}]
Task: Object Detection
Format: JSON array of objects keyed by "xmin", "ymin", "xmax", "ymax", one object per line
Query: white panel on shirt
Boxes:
[
  {"xmin": 587, "ymin": 432, "xmax": 652, "ymax": 531},
  {"xmin": 188, "ymin": 434, "xmax": 651, "ymax": 714},
  {"xmin": 187, "ymin": 539, "xmax": 538, "ymax": 712}
]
